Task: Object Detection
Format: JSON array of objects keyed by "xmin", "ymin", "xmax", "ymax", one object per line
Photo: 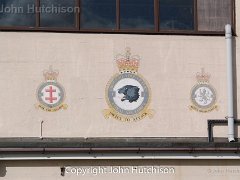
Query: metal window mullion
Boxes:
[
  {"xmin": 116, "ymin": 0, "xmax": 120, "ymax": 30},
  {"xmin": 76, "ymin": 0, "xmax": 80, "ymax": 30},
  {"xmin": 154, "ymin": 0, "xmax": 159, "ymax": 32},
  {"xmin": 194, "ymin": 0, "xmax": 198, "ymax": 33},
  {"xmin": 36, "ymin": 0, "xmax": 40, "ymax": 28}
]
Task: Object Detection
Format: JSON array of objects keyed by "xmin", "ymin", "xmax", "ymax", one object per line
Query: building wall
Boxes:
[
  {"xmin": 0, "ymin": 3, "xmax": 239, "ymax": 138},
  {"xmin": 0, "ymin": 23, "xmax": 239, "ymax": 138},
  {"xmin": 0, "ymin": 1, "xmax": 239, "ymax": 180}
]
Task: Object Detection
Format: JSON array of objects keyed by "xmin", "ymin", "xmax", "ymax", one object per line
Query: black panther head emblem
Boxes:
[{"xmin": 118, "ymin": 85, "xmax": 140, "ymax": 103}]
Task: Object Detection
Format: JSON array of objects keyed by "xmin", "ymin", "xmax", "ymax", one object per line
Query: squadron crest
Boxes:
[
  {"xmin": 103, "ymin": 48, "xmax": 154, "ymax": 122},
  {"xmin": 190, "ymin": 68, "xmax": 218, "ymax": 113},
  {"xmin": 36, "ymin": 66, "xmax": 67, "ymax": 112}
]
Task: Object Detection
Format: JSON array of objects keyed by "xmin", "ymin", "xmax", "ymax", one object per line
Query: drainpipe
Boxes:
[{"xmin": 225, "ymin": 24, "xmax": 235, "ymax": 142}]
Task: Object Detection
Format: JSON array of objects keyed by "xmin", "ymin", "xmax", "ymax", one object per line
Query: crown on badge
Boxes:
[
  {"xmin": 196, "ymin": 68, "xmax": 210, "ymax": 83},
  {"xmin": 115, "ymin": 47, "xmax": 140, "ymax": 74},
  {"xmin": 43, "ymin": 66, "xmax": 59, "ymax": 81}
]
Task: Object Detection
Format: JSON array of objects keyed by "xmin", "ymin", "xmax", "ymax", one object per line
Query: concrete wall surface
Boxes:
[
  {"xmin": 0, "ymin": 2, "xmax": 239, "ymax": 138},
  {"xmin": 0, "ymin": 32, "xmax": 239, "ymax": 138}
]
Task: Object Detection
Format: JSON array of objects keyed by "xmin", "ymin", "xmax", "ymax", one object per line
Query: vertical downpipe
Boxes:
[{"xmin": 225, "ymin": 24, "xmax": 235, "ymax": 142}]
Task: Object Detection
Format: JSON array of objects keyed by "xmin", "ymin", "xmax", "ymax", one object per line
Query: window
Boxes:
[
  {"xmin": 120, "ymin": 0, "xmax": 154, "ymax": 30},
  {"xmin": 197, "ymin": 0, "xmax": 233, "ymax": 31},
  {"xmin": 0, "ymin": 0, "xmax": 35, "ymax": 27},
  {"xmin": 40, "ymin": 0, "xmax": 76, "ymax": 28},
  {"xmin": 159, "ymin": 0, "xmax": 194, "ymax": 30},
  {"xmin": 80, "ymin": 0, "xmax": 116, "ymax": 29},
  {"xmin": 0, "ymin": 0, "xmax": 235, "ymax": 35}
]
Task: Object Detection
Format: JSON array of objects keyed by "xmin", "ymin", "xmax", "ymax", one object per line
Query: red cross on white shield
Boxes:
[{"xmin": 41, "ymin": 85, "xmax": 61, "ymax": 105}]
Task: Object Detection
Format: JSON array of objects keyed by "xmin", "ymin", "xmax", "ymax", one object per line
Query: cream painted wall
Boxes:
[
  {"xmin": 0, "ymin": 33, "xmax": 238, "ymax": 138},
  {"xmin": 0, "ymin": 160, "xmax": 240, "ymax": 180},
  {"xmin": 0, "ymin": 2, "xmax": 239, "ymax": 138},
  {"xmin": 236, "ymin": 0, "xmax": 240, "ymax": 35}
]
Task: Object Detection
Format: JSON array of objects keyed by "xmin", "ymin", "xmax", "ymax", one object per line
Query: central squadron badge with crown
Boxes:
[
  {"xmin": 103, "ymin": 48, "xmax": 154, "ymax": 122},
  {"xmin": 190, "ymin": 68, "xmax": 218, "ymax": 113},
  {"xmin": 36, "ymin": 66, "xmax": 67, "ymax": 112}
]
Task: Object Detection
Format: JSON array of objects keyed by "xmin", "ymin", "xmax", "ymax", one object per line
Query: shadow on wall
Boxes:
[
  {"xmin": 0, "ymin": 164, "xmax": 6, "ymax": 177},
  {"xmin": 232, "ymin": 37, "xmax": 238, "ymax": 139}
]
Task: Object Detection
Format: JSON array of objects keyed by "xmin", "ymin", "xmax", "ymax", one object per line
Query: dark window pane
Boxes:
[
  {"xmin": 0, "ymin": 0, "xmax": 35, "ymax": 27},
  {"xmin": 197, "ymin": 0, "xmax": 232, "ymax": 31},
  {"xmin": 40, "ymin": 0, "xmax": 76, "ymax": 28},
  {"xmin": 80, "ymin": 0, "xmax": 116, "ymax": 29},
  {"xmin": 160, "ymin": 0, "xmax": 194, "ymax": 30},
  {"xmin": 120, "ymin": 0, "xmax": 154, "ymax": 29}
]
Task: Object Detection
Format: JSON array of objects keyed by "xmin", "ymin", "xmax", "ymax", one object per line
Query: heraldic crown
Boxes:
[
  {"xmin": 43, "ymin": 66, "xmax": 59, "ymax": 81},
  {"xmin": 115, "ymin": 47, "xmax": 140, "ymax": 74},
  {"xmin": 196, "ymin": 68, "xmax": 210, "ymax": 83}
]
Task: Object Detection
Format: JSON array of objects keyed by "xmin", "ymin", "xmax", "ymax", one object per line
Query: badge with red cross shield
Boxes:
[{"xmin": 36, "ymin": 66, "xmax": 67, "ymax": 112}]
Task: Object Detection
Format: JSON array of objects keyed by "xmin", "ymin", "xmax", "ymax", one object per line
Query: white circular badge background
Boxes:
[
  {"xmin": 112, "ymin": 78, "xmax": 144, "ymax": 111},
  {"xmin": 40, "ymin": 85, "xmax": 61, "ymax": 105},
  {"xmin": 193, "ymin": 86, "xmax": 214, "ymax": 107}
]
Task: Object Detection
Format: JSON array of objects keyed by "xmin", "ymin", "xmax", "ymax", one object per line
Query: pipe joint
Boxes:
[{"xmin": 225, "ymin": 24, "xmax": 232, "ymax": 39}]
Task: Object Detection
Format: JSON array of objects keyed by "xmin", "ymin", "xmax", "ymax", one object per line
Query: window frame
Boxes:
[{"xmin": 0, "ymin": 0, "xmax": 235, "ymax": 35}]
